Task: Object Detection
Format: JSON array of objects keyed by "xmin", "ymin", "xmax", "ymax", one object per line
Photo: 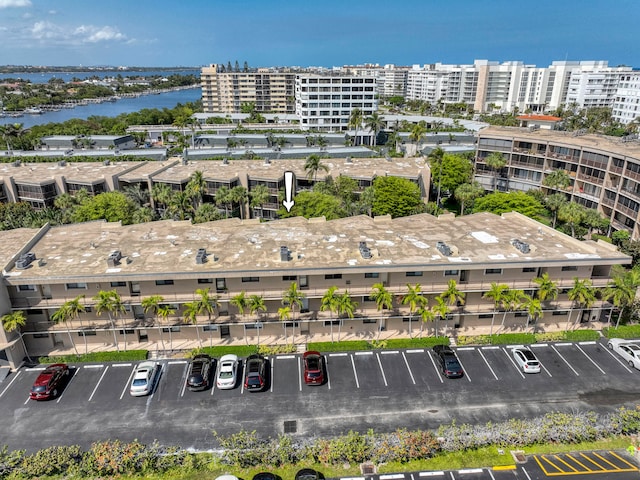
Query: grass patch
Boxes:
[
  {"xmin": 458, "ymin": 330, "xmax": 601, "ymax": 346},
  {"xmin": 190, "ymin": 345, "xmax": 258, "ymax": 358},
  {"xmin": 39, "ymin": 350, "xmax": 148, "ymax": 364},
  {"xmin": 561, "ymin": 330, "xmax": 601, "ymax": 342},
  {"xmin": 307, "ymin": 340, "xmax": 372, "ymax": 352},
  {"xmin": 375, "ymin": 337, "xmax": 450, "ymax": 349},
  {"xmin": 603, "ymin": 324, "xmax": 640, "ymax": 339}
]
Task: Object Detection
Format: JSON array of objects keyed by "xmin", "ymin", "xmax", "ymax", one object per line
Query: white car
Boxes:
[
  {"xmin": 130, "ymin": 361, "xmax": 160, "ymax": 396},
  {"xmin": 216, "ymin": 354, "xmax": 239, "ymax": 389},
  {"xmin": 608, "ymin": 338, "xmax": 640, "ymax": 370},
  {"xmin": 512, "ymin": 347, "xmax": 541, "ymax": 374}
]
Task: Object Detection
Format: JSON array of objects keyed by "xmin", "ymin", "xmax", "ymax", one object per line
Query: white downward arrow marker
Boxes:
[{"xmin": 283, "ymin": 171, "xmax": 295, "ymax": 212}]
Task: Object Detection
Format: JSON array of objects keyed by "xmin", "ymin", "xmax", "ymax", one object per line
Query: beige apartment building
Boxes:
[
  {"xmin": 0, "ymin": 211, "xmax": 629, "ymax": 368},
  {"xmin": 475, "ymin": 126, "xmax": 640, "ymax": 239}
]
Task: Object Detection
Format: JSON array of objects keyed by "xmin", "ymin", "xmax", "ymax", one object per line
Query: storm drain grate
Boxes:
[{"xmin": 284, "ymin": 420, "xmax": 297, "ymax": 433}]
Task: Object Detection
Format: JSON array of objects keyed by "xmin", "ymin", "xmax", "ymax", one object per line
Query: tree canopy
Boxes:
[
  {"xmin": 72, "ymin": 192, "xmax": 137, "ymax": 225},
  {"xmin": 472, "ymin": 191, "xmax": 545, "ymax": 219},
  {"xmin": 372, "ymin": 176, "xmax": 425, "ymax": 218},
  {"xmin": 430, "ymin": 153, "xmax": 474, "ymax": 193}
]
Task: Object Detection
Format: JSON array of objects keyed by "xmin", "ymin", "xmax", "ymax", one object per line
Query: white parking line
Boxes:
[
  {"xmin": 401, "ymin": 351, "xmax": 416, "ymax": 385},
  {"xmin": 355, "ymin": 351, "xmax": 373, "ymax": 356},
  {"xmin": 575, "ymin": 344, "xmax": 606, "ymax": 375},
  {"xmin": 83, "ymin": 364, "xmax": 103, "ymax": 369},
  {"xmin": 25, "ymin": 367, "xmax": 45, "ymax": 371},
  {"xmin": 555, "ymin": 342, "xmax": 572, "ymax": 346},
  {"xmin": 325, "ymin": 356, "xmax": 331, "ymax": 390},
  {"xmin": 502, "ymin": 347, "xmax": 525, "ymax": 379},
  {"xmin": 456, "ymin": 347, "xmax": 475, "ymax": 351},
  {"xmin": 540, "ymin": 362, "xmax": 553, "ymax": 377},
  {"xmin": 551, "ymin": 345, "xmax": 580, "ymax": 376},
  {"xmin": 481, "ymin": 346, "xmax": 500, "ymax": 350},
  {"xmin": 351, "ymin": 355, "xmax": 360, "ymax": 388},
  {"xmin": 602, "ymin": 342, "xmax": 633, "ymax": 373},
  {"xmin": 120, "ymin": 366, "xmax": 137, "ymax": 400},
  {"xmin": 477, "ymin": 349, "xmax": 499, "ymax": 380},
  {"xmin": 487, "ymin": 470, "xmax": 496, "ymax": 480},
  {"xmin": 112, "ymin": 363, "xmax": 132, "ymax": 367},
  {"xmin": 530, "ymin": 343, "xmax": 548, "ymax": 348},
  {"xmin": 0, "ymin": 371, "xmax": 21, "ymax": 398},
  {"xmin": 419, "ymin": 472, "xmax": 445, "ymax": 477},
  {"xmin": 179, "ymin": 363, "xmax": 189, "ymax": 398},
  {"xmin": 380, "ymin": 475, "xmax": 404, "ymax": 479},
  {"xmin": 579, "ymin": 341, "xmax": 597, "ymax": 345},
  {"xmin": 427, "ymin": 350, "xmax": 443, "ymax": 383},
  {"xmin": 380, "ymin": 350, "xmax": 399, "ymax": 354},
  {"xmin": 376, "ymin": 353, "xmax": 388, "ymax": 387},
  {"xmin": 168, "ymin": 360, "xmax": 187, "ymax": 365},
  {"xmin": 278, "ymin": 355, "xmax": 295, "ymax": 359},
  {"xmin": 329, "ymin": 352, "xmax": 348, "ymax": 357},
  {"xmin": 455, "ymin": 355, "xmax": 472, "ymax": 382},
  {"xmin": 297, "ymin": 356, "xmax": 302, "ymax": 392},
  {"xmin": 459, "ymin": 469, "xmax": 483, "ymax": 474},
  {"xmin": 522, "ymin": 466, "xmax": 533, "ymax": 480},
  {"xmin": 23, "ymin": 395, "xmax": 29, "ymax": 405},
  {"xmin": 270, "ymin": 356, "xmax": 274, "ymax": 393},
  {"xmin": 57, "ymin": 368, "xmax": 79, "ymax": 403},
  {"xmin": 88, "ymin": 365, "xmax": 109, "ymax": 401},
  {"xmin": 406, "ymin": 349, "xmax": 424, "ymax": 353}
]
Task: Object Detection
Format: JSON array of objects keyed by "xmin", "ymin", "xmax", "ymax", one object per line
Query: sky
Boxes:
[{"xmin": 0, "ymin": 0, "xmax": 638, "ymax": 68}]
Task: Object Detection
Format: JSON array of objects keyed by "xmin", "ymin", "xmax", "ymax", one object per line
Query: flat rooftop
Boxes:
[
  {"xmin": 479, "ymin": 126, "xmax": 640, "ymax": 159},
  {"xmin": 1, "ymin": 212, "xmax": 629, "ymax": 283},
  {"xmin": 0, "ymin": 161, "xmax": 144, "ymax": 184}
]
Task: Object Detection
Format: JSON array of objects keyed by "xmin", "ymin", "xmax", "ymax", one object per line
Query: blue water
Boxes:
[
  {"xmin": 0, "ymin": 88, "xmax": 202, "ymax": 127},
  {"xmin": 0, "ymin": 69, "xmax": 200, "ymax": 83}
]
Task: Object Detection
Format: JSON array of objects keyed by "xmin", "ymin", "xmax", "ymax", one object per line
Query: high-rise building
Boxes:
[{"xmin": 612, "ymin": 72, "xmax": 640, "ymax": 125}]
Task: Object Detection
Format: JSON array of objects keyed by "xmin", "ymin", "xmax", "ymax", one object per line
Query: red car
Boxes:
[
  {"xmin": 303, "ymin": 351, "xmax": 324, "ymax": 385},
  {"xmin": 30, "ymin": 363, "xmax": 70, "ymax": 400}
]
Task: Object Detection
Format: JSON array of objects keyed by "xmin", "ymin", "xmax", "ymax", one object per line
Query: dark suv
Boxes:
[
  {"xmin": 244, "ymin": 354, "xmax": 267, "ymax": 391},
  {"xmin": 186, "ymin": 354, "xmax": 213, "ymax": 391},
  {"xmin": 432, "ymin": 345, "xmax": 464, "ymax": 378}
]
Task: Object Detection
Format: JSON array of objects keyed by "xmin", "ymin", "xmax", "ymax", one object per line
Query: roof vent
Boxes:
[
  {"xmin": 345, "ymin": 156, "xmax": 352, "ymax": 164},
  {"xmin": 436, "ymin": 241, "xmax": 452, "ymax": 257},
  {"xmin": 280, "ymin": 246, "xmax": 291, "ymax": 262},
  {"xmin": 16, "ymin": 252, "xmax": 36, "ymax": 269},
  {"xmin": 511, "ymin": 238, "xmax": 530, "ymax": 254},
  {"xmin": 196, "ymin": 248, "xmax": 207, "ymax": 264},
  {"xmin": 359, "ymin": 241, "xmax": 372, "ymax": 259},
  {"xmin": 107, "ymin": 250, "xmax": 122, "ymax": 267}
]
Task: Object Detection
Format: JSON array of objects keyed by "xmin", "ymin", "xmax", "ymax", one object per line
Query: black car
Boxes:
[
  {"xmin": 244, "ymin": 354, "xmax": 267, "ymax": 391},
  {"xmin": 186, "ymin": 354, "xmax": 213, "ymax": 391},
  {"xmin": 432, "ymin": 345, "xmax": 464, "ymax": 378},
  {"xmin": 295, "ymin": 468, "xmax": 321, "ymax": 480},
  {"xmin": 253, "ymin": 473, "xmax": 279, "ymax": 480}
]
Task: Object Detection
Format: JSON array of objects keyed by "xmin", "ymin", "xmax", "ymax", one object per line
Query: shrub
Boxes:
[
  {"xmin": 381, "ymin": 337, "xmax": 449, "ymax": 349},
  {"xmin": 534, "ymin": 332, "xmax": 565, "ymax": 342},
  {"xmin": 307, "ymin": 340, "xmax": 372, "ymax": 352},
  {"xmin": 191, "ymin": 345, "xmax": 258, "ymax": 358},
  {"xmin": 603, "ymin": 324, "xmax": 640, "ymax": 339},
  {"xmin": 0, "ymin": 445, "xmax": 24, "ymax": 477},
  {"xmin": 213, "ymin": 430, "xmax": 271, "ymax": 467},
  {"xmin": 20, "ymin": 445, "xmax": 83, "ymax": 477},
  {"xmin": 39, "ymin": 350, "xmax": 148, "ymax": 364},
  {"xmin": 258, "ymin": 344, "xmax": 297, "ymax": 355},
  {"xmin": 562, "ymin": 330, "xmax": 600, "ymax": 342}
]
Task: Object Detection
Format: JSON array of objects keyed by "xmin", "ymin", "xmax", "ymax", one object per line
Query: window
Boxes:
[
  {"xmin": 66, "ymin": 282, "xmax": 87, "ymax": 289},
  {"xmin": 363, "ymin": 319, "xmax": 377, "ymax": 324},
  {"xmin": 522, "ymin": 267, "xmax": 536, "ymax": 273},
  {"xmin": 444, "ymin": 270, "xmax": 459, "ymax": 276},
  {"xmin": 484, "ymin": 269, "xmax": 502, "ymax": 275},
  {"xmin": 552, "ymin": 310, "xmax": 569, "ymax": 316},
  {"xmin": 110, "ymin": 281, "xmax": 126, "ymax": 287},
  {"xmin": 514, "ymin": 312, "xmax": 528, "ymax": 317},
  {"xmin": 202, "ymin": 324, "xmax": 218, "ymax": 332},
  {"xmin": 323, "ymin": 320, "xmax": 341, "ymax": 326},
  {"xmin": 198, "ymin": 278, "xmax": 213, "ymax": 284},
  {"xmin": 119, "ymin": 329, "xmax": 135, "ymax": 335},
  {"xmin": 155, "ymin": 279, "xmax": 174, "ymax": 286},
  {"xmin": 561, "ymin": 266, "xmax": 578, "ymax": 272},
  {"xmin": 406, "ymin": 271, "xmax": 423, "ymax": 277},
  {"xmin": 479, "ymin": 314, "xmax": 494, "ymax": 319},
  {"xmin": 242, "ymin": 276, "xmax": 260, "ymax": 283},
  {"xmin": 365, "ymin": 272, "xmax": 379, "ymax": 278},
  {"xmin": 282, "ymin": 275, "xmax": 297, "ymax": 281},
  {"xmin": 78, "ymin": 330, "xmax": 97, "ymax": 336},
  {"xmin": 33, "ymin": 333, "xmax": 50, "ymax": 338},
  {"xmin": 162, "ymin": 326, "xmax": 181, "ymax": 332},
  {"xmin": 216, "ymin": 278, "xmax": 227, "ymax": 291},
  {"xmin": 18, "ymin": 284, "xmax": 36, "ymax": 291},
  {"xmin": 325, "ymin": 274, "xmax": 342, "ymax": 280}
]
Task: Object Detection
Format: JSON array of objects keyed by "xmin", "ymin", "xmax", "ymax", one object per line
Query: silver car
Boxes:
[
  {"xmin": 608, "ymin": 338, "xmax": 640, "ymax": 370},
  {"xmin": 216, "ymin": 354, "xmax": 239, "ymax": 389},
  {"xmin": 512, "ymin": 347, "xmax": 541, "ymax": 374},
  {"xmin": 130, "ymin": 361, "xmax": 159, "ymax": 396}
]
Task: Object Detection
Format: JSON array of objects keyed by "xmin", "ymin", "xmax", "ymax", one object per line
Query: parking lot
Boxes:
[{"xmin": 1, "ymin": 339, "xmax": 639, "ymax": 452}]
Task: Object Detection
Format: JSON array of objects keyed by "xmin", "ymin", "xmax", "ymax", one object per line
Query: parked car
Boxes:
[
  {"xmin": 608, "ymin": 338, "xmax": 640, "ymax": 369},
  {"xmin": 244, "ymin": 354, "xmax": 267, "ymax": 391},
  {"xmin": 214, "ymin": 476, "xmax": 239, "ymax": 480},
  {"xmin": 432, "ymin": 345, "xmax": 464, "ymax": 378},
  {"xmin": 252, "ymin": 473, "xmax": 279, "ymax": 480},
  {"xmin": 30, "ymin": 363, "xmax": 70, "ymax": 400},
  {"xmin": 130, "ymin": 361, "xmax": 160, "ymax": 396},
  {"xmin": 512, "ymin": 347, "xmax": 541, "ymax": 374},
  {"xmin": 216, "ymin": 354, "xmax": 239, "ymax": 389},
  {"xmin": 303, "ymin": 351, "xmax": 324, "ymax": 385},
  {"xmin": 295, "ymin": 468, "xmax": 321, "ymax": 480},
  {"xmin": 187, "ymin": 354, "xmax": 213, "ymax": 391}
]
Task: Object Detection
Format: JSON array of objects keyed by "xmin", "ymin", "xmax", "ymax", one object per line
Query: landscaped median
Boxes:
[{"xmin": 38, "ymin": 350, "xmax": 149, "ymax": 364}]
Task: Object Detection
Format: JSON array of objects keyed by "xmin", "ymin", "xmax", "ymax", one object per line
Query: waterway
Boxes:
[
  {"xmin": 0, "ymin": 87, "xmax": 202, "ymax": 128},
  {"xmin": 0, "ymin": 68, "xmax": 200, "ymax": 84}
]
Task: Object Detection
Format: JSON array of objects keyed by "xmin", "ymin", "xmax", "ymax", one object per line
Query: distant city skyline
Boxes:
[{"xmin": 0, "ymin": 0, "xmax": 638, "ymax": 68}]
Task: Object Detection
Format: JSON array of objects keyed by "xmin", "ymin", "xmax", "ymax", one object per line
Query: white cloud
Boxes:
[
  {"xmin": 0, "ymin": 0, "xmax": 31, "ymax": 8},
  {"xmin": 48, "ymin": 10, "xmax": 56, "ymax": 14},
  {"xmin": 29, "ymin": 20, "xmax": 128, "ymax": 44},
  {"xmin": 74, "ymin": 25, "xmax": 126, "ymax": 43}
]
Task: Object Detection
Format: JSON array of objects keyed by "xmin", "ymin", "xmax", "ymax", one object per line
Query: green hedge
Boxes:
[
  {"xmin": 561, "ymin": 330, "xmax": 601, "ymax": 342},
  {"xmin": 380, "ymin": 337, "xmax": 450, "ymax": 349},
  {"xmin": 39, "ymin": 350, "xmax": 148, "ymax": 364},
  {"xmin": 603, "ymin": 324, "xmax": 640, "ymax": 339},
  {"xmin": 190, "ymin": 345, "xmax": 258, "ymax": 358},
  {"xmin": 307, "ymin": 340, "xmax": 372, "ymax": 352},
  {"xmin": 457, "ymin": 333, "xmax": 537, "ymax": 346}
]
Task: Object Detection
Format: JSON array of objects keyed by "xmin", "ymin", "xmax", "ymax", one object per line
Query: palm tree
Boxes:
[
  {"xmin": 122, "ymin": 184, "xmax": 150, "ymax": 208},
  {"xmin": 431, "ymin": 296, "xmax": 450, "ymax": 338},
  {"xmin": 230, "ymin": 186, "xmax": 248, "ymax": 220},
  {"xmin": 249, "ymin": 184, "xmax": 270, "ymax": 219},
  {"xmin": 500, "ymin": 289, "xmax": 526, "ymax": 327},
  {"xmin": 348, "ymin": 108, "xmax": 363, "ymax": 146},
  {"xmin": 543, "ymin": 169, "xmax": 572, "ymax": 192},
  {"xmin": 533, "ymin": 272, "xmax": 559, "ymax": 307},
  {"xmin": 93, "ymin": 290, "xmax": 125, "ymax": 351},
  {"xmin": 408, "ymin": 122, "xmax": 427, "ymax": 154},
  {"xmin": 194, "ymin": 288, "xmax": 219, "ymax": 322},
  {"xmin": 277, "ymin": 306, "xmax": 292, "ymax": 343},
  {"xmin": 416, "ymin": 302, "xmax": 436, "ymax": 337},
  {"xmin": 141, "ymin": 295, "xmax": 165, "ymax": 350},
  {"xmin": 248, "ymin": 294, "xmax": 267, "ymax": 345},
  {"xmin": 521, "ymin": 295, "xmax": 543, "ymax": 328},
  {"xmin": 186, "ymin": 170, "xmax": 207, "ymax": 210},
  {"xmin": 51, "ymin": 296, "xmax": 85, "ymax": 355},
  {"xmin": 336, "ymin": 291, "xmax": 358, "ymax": 341},
  {"xmin": 603, "ymin": 267, "xmax": 640, "ymax": 327},
  {"xmin": 282, "ymin": 282, "xmax": 305, "ymax": 343},
  {"xmin": 182, "ymin": 301, "xmax": 202, "ymax": 347},
  {"xmin": 544, "ymin": 193, "xmax": 568, "ymax": 228},
  {"xmin": 440, "ymin": 279, "xmax": 465, "ymax": 311},
  {"xmin": 484, "ymin": 152, "xmax": 507, "ymax": 192},
  {"xmin": 304, "ymin": 154, "xmax": 329, "ymax": 182},
  {"xmin": 566, "ymin": 277, "xmax": 596, "ymax": 329},
  {"xmin": 370, "ymin": 283, "xmax": 393, "ymax": 338},
  {"xmin": 386, "ymin": 131, "xmax": 402, "ymax": 154},
  {"xmin": 321, "ymin": 286, "xmax": 341, "ymax": 342},
  {"xmin": 558, "ymin": 202, "xmax": 586, "ymax": 238},
  {"xmin": 1, "ymin": 310, "xmax": 31, "ymax": 362},
  {"xmin": 454, "ymin": 182, "xmax": 485, "ymax": 215},
  {"xmin": 151, "ymin": 183, "xmax": 173, "ymax": 212},
  {"xmin": 483, "ymin": 282, "xmax": 509, "ymax": 336},
  {"xmin": 365, "ymin": 112, "xmax": 385, "ymax": 146},
  {"xmin": 230, "ymin": 291, "xmax": 249, "ymax": 320},
  {"xmin": 157, "ymin": 304, "xmax": 176, "ymax": 350},
  {"xmin": 401, "ymin": 283, "xmax": 426, "ymax": 338},
  {"xmin": 215, "ymin": 185, "xmax": 232, "ymax": 218}
]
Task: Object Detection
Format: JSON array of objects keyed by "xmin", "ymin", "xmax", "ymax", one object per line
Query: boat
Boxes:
[{"xmin": 24, "ymin": 107, "xmax": 43, "ymax": 114}]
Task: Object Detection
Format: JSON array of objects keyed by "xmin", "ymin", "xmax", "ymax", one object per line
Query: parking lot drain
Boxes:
[
  {"xmin": 284, "ymin": 420, "xmax": 297, "ymax": 433},
  {"xmin": 360, "ymin": 462, "xmax": 376, "ymax": 474}
]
